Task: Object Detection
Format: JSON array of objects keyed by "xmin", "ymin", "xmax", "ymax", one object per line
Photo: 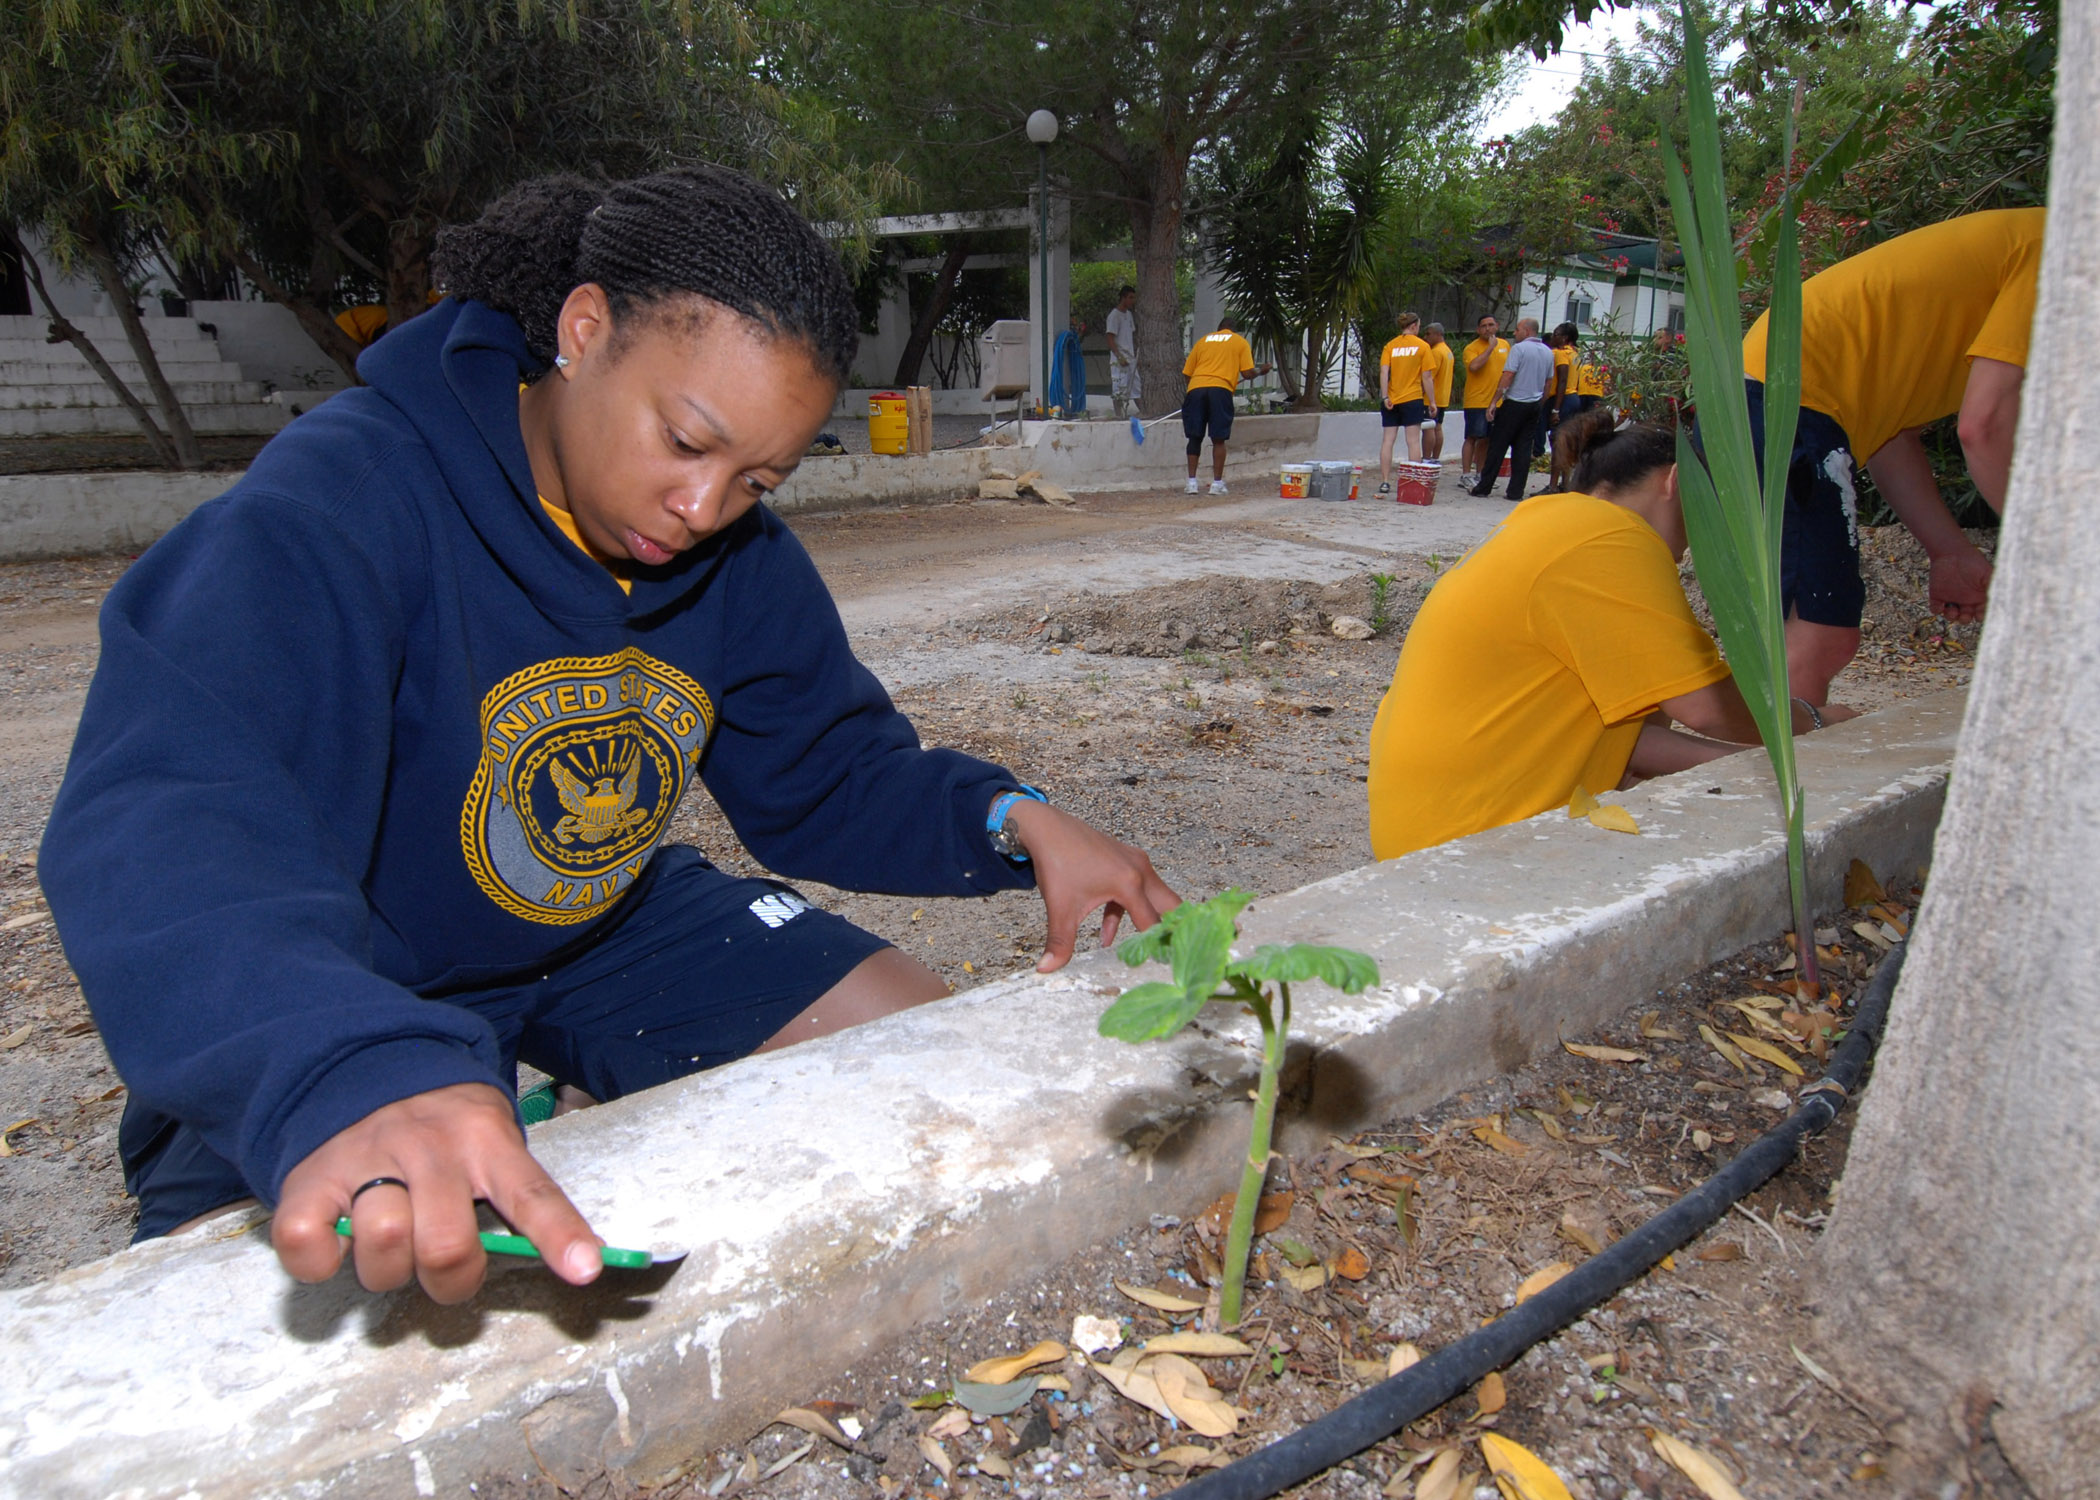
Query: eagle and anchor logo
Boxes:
[{"xmin": 460, "ymin": 648, "xmax": 714, "ymax": 924}]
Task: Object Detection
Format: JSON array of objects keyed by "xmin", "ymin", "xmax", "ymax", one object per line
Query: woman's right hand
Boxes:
[{"xmin": 271, "ymin": 1082, "xmax": 604, "ymax": 1303}]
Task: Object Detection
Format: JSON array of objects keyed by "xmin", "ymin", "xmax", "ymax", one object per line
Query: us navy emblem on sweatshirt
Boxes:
[{"xmin": 461, "ymin": 649, "xmax": 714, "ymax": 924}]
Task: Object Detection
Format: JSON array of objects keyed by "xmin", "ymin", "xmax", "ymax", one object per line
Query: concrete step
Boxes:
[
  {"xmin": 0, "ymin": 358, "xmax": 248, "ymax": 385},
  {"xmin": 0, "ymin": 314, "xmax": 221, "ymax": 350},
  {"xmin": 0, "ymin": 340, "xmax": 246, "ymax": 373},
  {"xmin": 0, "ymin": 380, "xmax": 272, "ymax": 410},
  {"xmin": 0, "ymin": 403, "xmax": 286, "ymax": 437}
]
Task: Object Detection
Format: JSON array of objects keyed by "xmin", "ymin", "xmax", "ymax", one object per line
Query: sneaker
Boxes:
[
  {"xmin": 1185, "ymin": 476, "xmax": 1201, "ymax": 494},
  {"xmin": 1209, "ymin": 479, "xmax": 1229, "ymax": 495},
  {"xmin": 1377, "ymin": 481, "xmax": 1393, "ymax": 497}
]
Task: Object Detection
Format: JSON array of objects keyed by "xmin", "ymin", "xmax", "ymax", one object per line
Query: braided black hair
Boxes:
[
  {"xmin": 1558, "ymin": 406, "xmax": 1677, "ymax": 493},
  {"xmin": 432, "ymin": 166, "xmax": 859, "ymax": 384}
]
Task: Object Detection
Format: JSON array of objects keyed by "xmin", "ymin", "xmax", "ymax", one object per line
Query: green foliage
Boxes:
[
  {"xmin": 1101, "ymin": 888, "xmax": 1378, "ymax": 1324},
  {"xmin": 1660, "ymin": 1, "xmax": 1818, "ymax": 983}
]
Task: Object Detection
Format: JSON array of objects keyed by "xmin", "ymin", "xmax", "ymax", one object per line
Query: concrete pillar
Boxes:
[
  {"xmin": 1190, "ymin": 226, "xmax": 1224, "ymax": 343},
  {"xmin": 864, "ymin": 280, "xmax": 912, "ymax": 389},
  {"xmin": 1026, "ymin": 185, "xmax": 1071, "ymax": 409}
]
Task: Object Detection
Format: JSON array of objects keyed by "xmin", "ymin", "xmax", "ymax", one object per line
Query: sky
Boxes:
[{"xmin": 1477, "ymin": 4, "xmax": 1654, "ymax": 142}]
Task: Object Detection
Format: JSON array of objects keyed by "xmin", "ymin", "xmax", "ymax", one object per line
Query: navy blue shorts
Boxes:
[
  {"xmin": 1561, "ymin": 394, "xmax": 1596, "ymax": 420},
  {"xmin": 1463, "ymin": 407, "xmax": 1490, "ymax": 439},
  {"xmin": 1382, "ymin": 399, "xmax": 1426, "ymax": 428},
  {"xmin": 1182, "ymin": 387, "xmax": 1235, "ymax": 452},
  {"xmin": 119, "ymin": 845, "xmax": 889, "ymax": 1240},
  {"xmin": 1744, "ymin": 379, "xmax": 1865, "ymax": 628}
]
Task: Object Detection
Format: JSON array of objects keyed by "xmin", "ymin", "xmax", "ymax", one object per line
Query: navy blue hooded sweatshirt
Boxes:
[{"xmin": 40, "ymin": 298, "xmax": 1031, "ymax": 1204}]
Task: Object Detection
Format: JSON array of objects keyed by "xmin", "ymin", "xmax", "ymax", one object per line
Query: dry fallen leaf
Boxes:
[
  {"xmin": 0, "ymin": 1117, "xmax": 35, "ymax": 1157},
  {"xmin": 1647, "ymin": 1430, "xmax": 1746, "ymax": 1500},
  {"xmin": 758, "ymin": 1439, "xmax": 815, "ymax": 1480},
  {"xmin": 1529, "ymin": 1109, "xmax": 1568, "ymax": 1142},
  {"xmin": 0, "ymin": 1024, "xmax": 31, "ymax": 1051},
  {"xmin": 772, "ymin": 1408, "xmax": 853, "ymax": 1449},
  {"xmin": 1090, "ymin": 1356, "xmax": 1177, "ymax": 1425},
  {"xmin": 916, "ymin": 1435, "xmax": 953, "ymax": 1480},
  {"xmin": 1514, "ymin": 1262, "xmax": 1573, "ymax": 1305},
  {"xmin": 962, "ymin": 1340, "xmax": 1067, "ymax": 1386},
  {"xmin": 1200, "ymin": 1188, "xmax": 1295, "ymax": 1236},
  {"xmin": 1, "ymin": 911, "xmax": 47, "ymax": 931},
  {"xmin": 1150, "ymin": 1354, "xmax": 1238, "ymax": 1437},
  {"xmin": 1563, "ymin": 1041, "xmax": 1646, "ymax": 1063},
  {"xmin": 1698, "ymin": 1024, "xmax": 1749, "ymax": 1074},
  {"xmin": 1346, "ymin": 1357, "xmax": 1391, "ymax": 1381},
  {"xmin": 1330, "ymin": 1136, "xmax": 1390, "ymax": 1160},
  {"xmin": 1408, "ymin": 1448, "xmax": 1465, "ymax": 1500},
  {"xmin": 974, "ymin": 1451, "xmax": 1014, "ymax": 1479},
  {"xmin": 1844, "ymin": 857, "xmax": 1886, "ymax": 907},
  {"xmin": 1567, "ymin": 785, "xmax": 1598, "ymax": 819},
  {"xmin": 1152, "ymin": 1445, "xmax": 1229, "ymax": 1472},
  {"xmin": 1387, "ymin": 1342, "xmax": 1424, "ymax": 1377},
  {"xmin": 1585, "ymin": 802, "xmax": 1640, "ymax": 835},
  {"xmin": 1480, "ymin": 1433, "xmax": 1575, "ymax": 1500},
  {"xmin": 1694, "ymin": 1242, "xmax": 1746, "ymax": 1262},
  {"xmin": 1115, "ymin": 1280, "xmax": 1205, "ymax": 1313},
  {"xmin": 1143, "ymin": 1332, "xmax": 1253, "ymax": 1357},
  {"xmin": 1333, "ymin": 1246, "xmax": 1371, "ymax": 1281},
  {"xmin": 1852, "ymin": 920, "xmax": 1894, "ymax": 952},
  {"xmin": 926, "ymin": 1409, "xmax": 971, "ymax": 1441},
  {"xmin": 1474, "ymin": 1371, "xmax": 1507, "ymax": 1416},
  {"xmin": 1723, "ymin": 1030, "xmax": 1805, "ymax": 1076},
  {"xmin": 1559, "ymin": 1208, "xmax": 1605, "ymax": 1256},
  {"xmin": 1470, "ymin": 1124, "xmax": 1529, "ymax": 1156},
  {"xmin": 1281, "ymin": 1262, "xmax": 1330, "ymax": 1292}
]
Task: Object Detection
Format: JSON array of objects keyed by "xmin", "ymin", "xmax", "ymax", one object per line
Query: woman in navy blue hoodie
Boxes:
[{"xmin": 41, "ymin": 168, "xmax": 1178, "ymax": 1302}]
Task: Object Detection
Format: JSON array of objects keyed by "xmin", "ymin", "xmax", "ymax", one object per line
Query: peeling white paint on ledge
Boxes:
[{"xmin": 0, "ymin": 691, "xmax": 1966, "ymax": 1500}]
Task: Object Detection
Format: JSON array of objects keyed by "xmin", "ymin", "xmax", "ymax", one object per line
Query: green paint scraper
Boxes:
[{"xmin": 334, "ymin": 1218, "xmax": 684, "ymax": 1269}]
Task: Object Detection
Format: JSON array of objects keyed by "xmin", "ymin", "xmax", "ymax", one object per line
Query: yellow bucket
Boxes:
[
  {"xmin": 868, "ymin": 392, "xmax": 908, "ymax": 455},
  {"xmin": 1279, "ymin": 463, "xmax": 1313, "ymax": 499}
]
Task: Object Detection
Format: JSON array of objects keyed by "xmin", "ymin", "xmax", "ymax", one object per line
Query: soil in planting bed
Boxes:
[{"xmin": 475, "ymin": 891, "xmax": 1921, "ymax": 1500}]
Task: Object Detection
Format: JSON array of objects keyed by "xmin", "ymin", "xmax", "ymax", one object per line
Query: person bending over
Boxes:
[
  {"xmin": 40, "ymin": 167, "xmax": 1179, "ymax": 1303},
  {"xmin": 1368, "ymin": 409, "xmax": 1857, "ymax": 859},
  {"xmin": 1740, "ymin": 207, "xmax": 2038, "ymax": 704},
  {"xmin": 1180, "ymin": 317, "xmax": 1272, "ymax": 495}
]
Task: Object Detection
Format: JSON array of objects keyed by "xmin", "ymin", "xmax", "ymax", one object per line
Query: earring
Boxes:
[{"xmin": 554, "ymin": 354, "xmax": 571, "ymax": 369}]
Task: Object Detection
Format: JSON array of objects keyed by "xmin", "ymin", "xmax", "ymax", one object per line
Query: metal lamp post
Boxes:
[{"xmin": 1025, "ymin": 108, "xmax": 1059, "ymax": 415}]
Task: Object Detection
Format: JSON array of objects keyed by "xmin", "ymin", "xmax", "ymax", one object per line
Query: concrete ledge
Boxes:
[
  {"xmin": 0, "ymin": 692, "xmax": 1964, "ymax": 1498},
  {"xmin": 0, "ymin": 471, "xmax": 241, "ymax": 560},
  {"xmin": 764, "ymin": 448, "xmax": 997, "ymax": 515}
]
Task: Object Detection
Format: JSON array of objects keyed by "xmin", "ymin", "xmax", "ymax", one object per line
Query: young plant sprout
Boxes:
[
  {"xmin": 1661, "ymin": 1, "xmax": 1819, "ymax": 987},
  {"xmin": 1100, "ymin": 889, "xmax": 1379, "ymax": 1324}
]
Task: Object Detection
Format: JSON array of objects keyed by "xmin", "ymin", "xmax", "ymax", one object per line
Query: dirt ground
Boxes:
[
  {"xmin": 0, "ymin": 480, "xmax": 1983, "ymax": 1317},
  {"xmin": 551, "ymin": 905, "xmax": 1921, "ymax": 1500}
]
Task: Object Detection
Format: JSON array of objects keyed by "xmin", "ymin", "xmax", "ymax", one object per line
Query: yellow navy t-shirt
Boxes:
[
  {"xmin": 1425, "ymin": 342, "xmax": 1455, "ymax": 407},
  {"xmin": 1743, "ymin": 207, "xmax": 2043, "ymax": 460},
  {"xmin": 1462, "ymin": 337, "xmax": 1510, "ymax": 408},
  {"xmin": 1367, "ymin": 493, "xmax": 1730, "ymax": 859},
  {"xmin": 1183, "ymin": 330, "xmax": 1257, "ymax": 392},
  {"xmin": 1382, "ymin": 333, "xmax": 1432, "ymax": 405}
]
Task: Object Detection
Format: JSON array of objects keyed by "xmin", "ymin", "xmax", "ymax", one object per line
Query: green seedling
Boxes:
[
  {"xmin": 1368, "ymin": 573, "xmax": 1396, "ymax": 634},
  {"xmin": 1100, "ymin": 888, "xmax": 1379, "ymax": 1324},
  {"xmin": 1661, "ymin": 0, "xmax": 1818, "ymax": 986}
]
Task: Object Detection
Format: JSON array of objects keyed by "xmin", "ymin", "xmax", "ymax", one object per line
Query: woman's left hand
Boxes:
[{"xmin": 1003, "ymin": 801, "xmax": 1180, "ymax": 972}]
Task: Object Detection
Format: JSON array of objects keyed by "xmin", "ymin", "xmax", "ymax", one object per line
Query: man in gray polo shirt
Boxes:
[{"xmin": 1468, "ymin": 319, "xmax": 1557, "ymax": 501}]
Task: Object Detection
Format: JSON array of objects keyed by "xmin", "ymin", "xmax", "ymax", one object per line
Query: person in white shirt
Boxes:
[
  {"xmin": 1105, "ymin": 286, "xmax": 1140, "ymax": 417},
  {"xmin": 1468, "ymin": 319, "xmax": 1556, "ymax": 502}
]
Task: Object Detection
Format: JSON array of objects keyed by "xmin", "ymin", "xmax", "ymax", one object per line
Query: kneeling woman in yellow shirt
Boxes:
[{"xmin": 1367, "ymin": 409, "xmax": 1857, "ymax": 859}]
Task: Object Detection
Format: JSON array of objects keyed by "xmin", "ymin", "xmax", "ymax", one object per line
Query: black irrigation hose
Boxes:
[{"xmin": 1175, "ymin": 941, "xmax": 1907, "ymax": 1500}]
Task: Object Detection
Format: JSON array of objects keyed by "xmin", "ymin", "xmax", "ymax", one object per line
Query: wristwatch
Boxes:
[{"xmin": 987, "ymin": 785, "xmax": 1048, "ymax": 861}]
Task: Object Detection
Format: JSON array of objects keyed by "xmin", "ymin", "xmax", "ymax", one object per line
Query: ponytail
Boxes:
[{"xmin": 1557, "ymin": 406, "xmax": 1677, "ymax": 493}]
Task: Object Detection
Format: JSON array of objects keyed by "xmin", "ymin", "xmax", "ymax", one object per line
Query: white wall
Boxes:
[{"xmin": 185, "ymin": 301, "xmax": 350, "ymax": 392}]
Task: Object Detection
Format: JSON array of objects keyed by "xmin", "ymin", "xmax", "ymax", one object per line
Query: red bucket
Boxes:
[{"xmin": 1393, "ymin": 461, "xmax": 1439, "ymax": 507}]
